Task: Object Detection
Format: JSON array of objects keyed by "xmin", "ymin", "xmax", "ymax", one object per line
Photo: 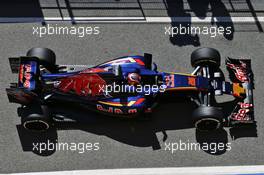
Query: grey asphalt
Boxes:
[{"xmin": 1, "ymin": 2, "xmax": 264, "ymax": 173}]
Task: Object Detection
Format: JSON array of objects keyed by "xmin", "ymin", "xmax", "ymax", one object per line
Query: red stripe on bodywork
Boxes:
[
  {"xmin": 135, "ymin": 98, "xmax": 145, "ymax": 105},
  {"xmin": 135, "ymin": 59, "xmax": 145, "ymax": 66}
]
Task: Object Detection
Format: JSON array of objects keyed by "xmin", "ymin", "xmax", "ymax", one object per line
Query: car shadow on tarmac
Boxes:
[
  {"xmin": 0, "ymin": 0, "xmax": 43, "ymax": 20},
  {"xmin": 16, "ymin": 125, "xmax": 57, "ymax": 156},
  {"xmin": 164, "ymin": 0, "xmax": 235, "ymax": 46},
  {"xmin": 16, "ymin": 98, "xmax": 257, "ymax": 156}
]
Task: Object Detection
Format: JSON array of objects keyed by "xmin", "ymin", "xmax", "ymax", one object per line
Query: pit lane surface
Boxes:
[{"xmin": 1, "ymin": 9, "xmax": 264, "ymax": 175}]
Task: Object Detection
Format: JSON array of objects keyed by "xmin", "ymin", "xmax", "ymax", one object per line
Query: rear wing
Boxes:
[
  {"xmin": 8, "ymin": 57, "xmax": 40, "ymax": 90},
  {"xmin": 226, "ymin": 58, "xmax": 255, "ymax": 126}
]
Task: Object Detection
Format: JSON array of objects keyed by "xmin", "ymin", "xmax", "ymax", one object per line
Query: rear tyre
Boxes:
[
  {"xmin": 27, "ymin": 48, "xmax": 56, "ymax": 72},
  {"xmin": 21, "ymin": 104, "xmax": 51, "ymax": 132},
  {"xmin": 192, "ymin": 106, "xmax": 223, "ymax": 131},
  {"xmin": 191, "ymin": 47, "xmax": 221, "ymax": 67}
]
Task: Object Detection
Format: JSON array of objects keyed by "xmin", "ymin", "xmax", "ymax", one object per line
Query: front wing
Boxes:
[{"xmin": 226, "ymin": 58, "xmax": 255, "ymax": 126}]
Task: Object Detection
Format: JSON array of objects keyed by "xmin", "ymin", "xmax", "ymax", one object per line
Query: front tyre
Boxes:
[
  {"xmin": 21, "ymin": 104, "xmax": 51, "ymax": 132},
  {"xmin": 191, "ymin": 47, "xmax": 221, "ymax": 68},
  {"xmin": 192, "ymin": 106, "xmax": 223, "ymax": 131}
]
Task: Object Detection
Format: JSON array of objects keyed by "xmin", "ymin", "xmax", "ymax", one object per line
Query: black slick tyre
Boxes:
[
  {"xmin": 191, "ymin": 47, "xmax": 221, "ymax": 67},
  {"xmin": 26, "ymin": 48, "xmax": 56, "ymax": 72},
  {"xmin": 21, "ymin": 104, "xmax": 51, "ymax": 132},
  {"xmin": 192, "ymin": 106, "xmax": 223, "ymax": 131}
]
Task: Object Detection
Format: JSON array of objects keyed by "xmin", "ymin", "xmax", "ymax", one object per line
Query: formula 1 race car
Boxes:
[{"xmin": 6, "ymin": 47, "xmax": 255, "ymax": 132}]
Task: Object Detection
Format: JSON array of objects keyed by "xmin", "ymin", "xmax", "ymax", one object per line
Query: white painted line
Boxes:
[
  {"xmin": 4, "ymin": 165, "xmax": 264, "ymax": 175},
  {"xmin": 45, "ymin": 17, "xmax": 145, "ymax": 21},
  {"xmin": 147, "ymin": 17, "xmax": 212, "ymax": 23},
  {"xmin": 1, "ymin": 16, "xmax": 264, "ymax": 23},
  {"xmin": 44, "ymin": 16, "xmax": 264, "ymax": 23},
  {"xmin": 146, "ymin": 16, "xmax": 264, "ymax": 23}
]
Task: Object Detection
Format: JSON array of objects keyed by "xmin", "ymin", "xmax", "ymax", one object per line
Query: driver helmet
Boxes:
[{"xmin": 127, "ymin": 73, "xmax": 141, "ymax": 86}]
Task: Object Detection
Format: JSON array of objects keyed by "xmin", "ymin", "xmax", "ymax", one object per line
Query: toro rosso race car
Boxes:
[{"xmin": 6, "ymin": 47, "xmax": 255, "ymax": 132}]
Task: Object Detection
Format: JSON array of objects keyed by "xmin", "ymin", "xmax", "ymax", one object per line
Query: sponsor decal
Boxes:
[
  {"xmin": 231, "ymin": 102, "xmax": 253, "ymax": 121},
  {"xmin": 188, "ymin": 77, "xmax": 196, "ymax": 86},
  {"xmin": 165, "ymin": 75, "xmax": 175, "ymax": 87},
  {"xmin": 81, "ymin": 68, "xmax": 107, "ymax": 73},
  {"xmin": 227, "ymin": 61, "xmax": 248, "ymax": 82},
  {"xmin": 96, "ymin": 104, "xmax": 138, "ymax": 115},
  {"xmin": 19, "ymin": 64, "xmax": 32, "ymax": 88}
]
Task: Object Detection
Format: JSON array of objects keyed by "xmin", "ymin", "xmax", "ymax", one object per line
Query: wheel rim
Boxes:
[
  {"xmin": 23, "ymin": 120, "xmax": 49, "ymax": 131},
  {"xmin": 195, "ymin": 118, "xmax": 221, "ymax": 131}
]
